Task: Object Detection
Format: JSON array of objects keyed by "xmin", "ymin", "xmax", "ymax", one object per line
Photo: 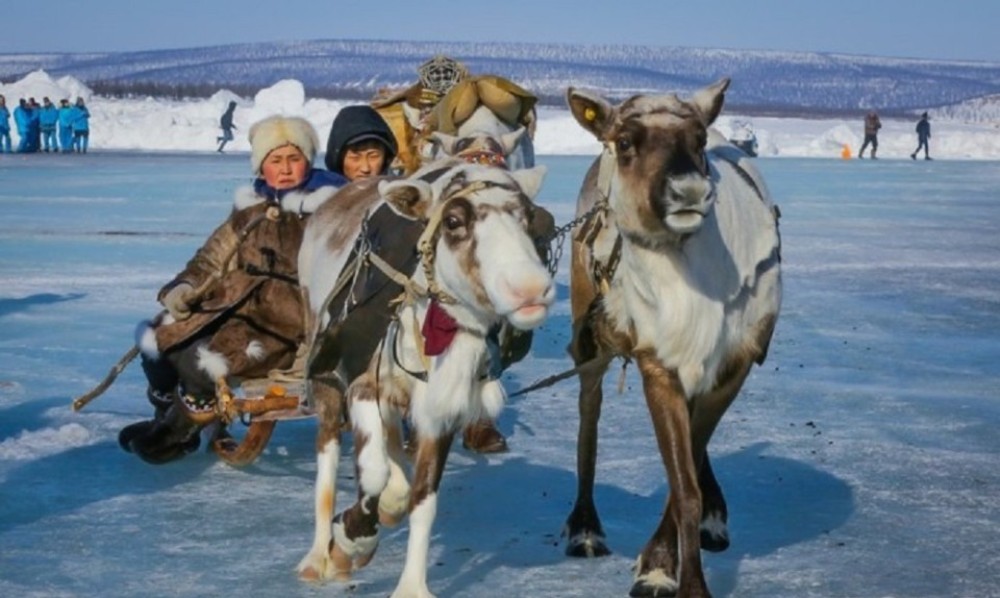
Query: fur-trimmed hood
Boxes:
[{"xmin": 235, "ymin": 169, "xmax": 347, "ymax": 215}]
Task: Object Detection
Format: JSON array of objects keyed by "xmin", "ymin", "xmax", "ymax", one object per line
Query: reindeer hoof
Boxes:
[
  {"xmin": 699, "ymin": 512, "xmax": 730, "ymax": 552},
  {"xmin": 329, "ymin": 543, "xmax": 355, "ymax": 581},
  {"xmin": 296, "ymin": 563, "xmax": 322, "ymax": 583},
  {"xmin": 462, "ymin": 419, "xmax": 508, "ymax": 454},
  {"xmin": 379, "ymin": 507, "xmax": 405, "ymax": 527},
  {"xmin": 629, "ymin": 575, "xmax": 679, "ymax": 598},
  {"xmin": 565, "ymin": 530, "xmax": 611, "ymax": 558}
]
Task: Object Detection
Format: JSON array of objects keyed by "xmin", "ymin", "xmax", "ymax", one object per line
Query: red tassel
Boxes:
[{"xmin": 421, "ymin": 300, "xmax": 459, "ymax": 356}]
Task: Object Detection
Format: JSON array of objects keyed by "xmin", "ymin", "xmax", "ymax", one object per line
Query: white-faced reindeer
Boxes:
[
  {"xmin": 428, "ymin": 124, "xmax": 528, "ymax": 169},
  {"xmin": 562, "ymin": 79, "xmax": 782, "ymax": 597},
  {"xmin": 424, "ymin": 106, "xmax": 534, "ymax": 169},
  {"xmin": 297, "ymin": 161, "xmax": 554, "ymax": 598}
]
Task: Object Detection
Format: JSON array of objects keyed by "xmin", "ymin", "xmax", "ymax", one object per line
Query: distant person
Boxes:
[
  {"xmin": 57, "ymin": 99, "xmax": 74, "ymax": 152},
  {"xmin": 13, "ymin": 99, "xmax": 31, "ymax": 153},
  {"xmin": 70, "ymin": 97, "xmax": 90, "ymax": 153},
  {"xmin": 118, "ymin": 116, "xmax": 348, "ymax": 464},
  {"xmin": 857, "ymin": 110, "xmax": 881, "ymax": 159},
  {"xmin": 911, "ymin": 112, "xmax": 931, "ymax": 160},
  {"xmin": 27, "ymin": 98, "xmax": 41, "ymax": 152},
  {"xmin": 216, "ymin": 101, "xmax": 238, "ymax": 152},
  {"xmin": 38, "ymin": 97, "xmax": 59, "ymax": 152},
  {"xmin": 0, "ymin": 95, "xmax": 11, "ymax": 153}
]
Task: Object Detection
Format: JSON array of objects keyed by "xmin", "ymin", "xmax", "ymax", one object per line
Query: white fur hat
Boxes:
[{"xmin": 248, "ymin": 116, "xmax": 319, "ymax": 175}]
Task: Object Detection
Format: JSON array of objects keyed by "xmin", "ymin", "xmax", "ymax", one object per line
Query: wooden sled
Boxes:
[{"xmin": 180, "ymin": 377, "xmax": 315, "ymax": 467}]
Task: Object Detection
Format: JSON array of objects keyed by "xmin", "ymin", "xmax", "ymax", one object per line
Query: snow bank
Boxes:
[{"xmin": 2, "ymin": 69, "xmax": 999, "ymax": 160}]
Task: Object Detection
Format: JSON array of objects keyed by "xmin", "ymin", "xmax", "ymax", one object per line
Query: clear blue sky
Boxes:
[{"xmin": 3, "ymin": 0, "xmax": 997, "ymax": 62}]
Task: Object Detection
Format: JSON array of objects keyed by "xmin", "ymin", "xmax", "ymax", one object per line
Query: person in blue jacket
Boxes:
[
  {"xmin": 57, "ymin": 99, "xmax": 74, "ymax": 152},
  {"xmin": 38, "ymin": 97, "xmax": 59, "ymax": 152},
  {"xmin": 13, "ymin": 98, "xmax": 31, "ymax": 153},
  {"xmin": 70, "ymin": 97, "xmax": 90, "ymax": 153},
  {"xmin": 0, "ymin": 95, "xmax": 11, "ymax": 153},
  {"xmin": 27, "ymin": 98, "xmax": 41, "ymax": 153}
]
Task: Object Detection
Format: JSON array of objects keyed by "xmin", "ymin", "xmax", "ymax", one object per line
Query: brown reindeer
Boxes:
[{"xmin": 562, "ymin": 79, "xmax": 782, "ymax": 597}]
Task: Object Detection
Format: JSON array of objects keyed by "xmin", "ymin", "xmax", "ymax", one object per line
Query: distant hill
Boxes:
[{"xmin": 3, "ymin": 39, "xmax": 999, "ymax": 116}]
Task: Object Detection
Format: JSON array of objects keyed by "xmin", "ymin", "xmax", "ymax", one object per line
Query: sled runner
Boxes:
[{"xmin": 184, "ymin": 377, "xmax": 310, "ymax": 467}]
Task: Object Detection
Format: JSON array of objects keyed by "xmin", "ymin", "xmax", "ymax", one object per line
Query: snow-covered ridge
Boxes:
[{"xmin": 2, "ymin": 38, "xmax": 999, "ymax": 113}]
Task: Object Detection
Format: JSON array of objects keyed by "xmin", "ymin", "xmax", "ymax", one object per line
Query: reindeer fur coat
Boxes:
[{"xmin": 151, "ymin": 180, "xmax": 339, "ymax": 379}]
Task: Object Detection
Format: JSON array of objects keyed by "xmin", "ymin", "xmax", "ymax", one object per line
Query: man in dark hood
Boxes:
[{"xmin": 325, "ymin": 105, "xmax": 398, "ymax": 179}]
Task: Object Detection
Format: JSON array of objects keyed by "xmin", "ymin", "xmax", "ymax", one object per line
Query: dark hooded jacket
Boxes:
[{"xmin": 325, "ymin": 105, "xmax": 397, "ymax": 176}]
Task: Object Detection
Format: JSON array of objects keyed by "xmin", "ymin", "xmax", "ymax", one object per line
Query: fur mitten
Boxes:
[{"xmin": 162, "ymin": 283, "xmax": 194, "ymax": 321}]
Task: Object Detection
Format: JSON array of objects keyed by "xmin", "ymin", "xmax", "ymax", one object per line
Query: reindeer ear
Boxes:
[
  {"xmin": 429, "ymin": 131, "xmax": 459, "ymax": 156},
  {"xmin": 510, "ymin": 165, "xmax": 548, "ymax": 201},
  {"xmin": 691, "ymin": 77, "xmax": 730, "ymax": 126},
  {"xmin": 378, "ymin": 179, "xmax": 434, "ymax": 220},
  {"xmin": 567, "ymin": 87, "xmax": 613, "ymax": 140},
  {"xmin": 499, "ymin": 127, "xmax": 527, "ymax": 154}
]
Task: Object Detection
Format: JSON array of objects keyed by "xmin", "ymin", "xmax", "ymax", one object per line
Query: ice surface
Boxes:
[{"xmin": 1, "ymin": 154, "xmax": 999, "ymax": 597}]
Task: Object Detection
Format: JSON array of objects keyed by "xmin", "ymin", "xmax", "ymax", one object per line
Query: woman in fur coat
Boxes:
[{"xmin": 120, "ymin": 115, "xmax": 347, "ymax": 464}]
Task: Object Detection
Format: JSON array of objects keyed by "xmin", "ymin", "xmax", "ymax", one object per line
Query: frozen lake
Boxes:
[{"xmin": 1, "ymin": 152, "xmax": 999, "ymax": 597}]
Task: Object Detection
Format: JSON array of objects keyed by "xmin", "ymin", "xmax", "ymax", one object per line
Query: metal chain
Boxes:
[{"xmin": 542, "ymin": 200, "xmax": 607, "ymax": 278}]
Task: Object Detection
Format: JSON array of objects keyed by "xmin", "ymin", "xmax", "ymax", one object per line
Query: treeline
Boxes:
[{"xmin": 88, "ymin": 79, "xmax": 387, "ymax": 102}]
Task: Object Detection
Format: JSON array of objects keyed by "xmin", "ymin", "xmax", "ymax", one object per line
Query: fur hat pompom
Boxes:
[{"xmin": 249, "ymin": 116, "xmax": 319, "ymax": 175}]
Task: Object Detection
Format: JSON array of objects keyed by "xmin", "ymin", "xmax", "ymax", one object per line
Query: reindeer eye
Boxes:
[{"xmin": 444, "ymin": 214, "xmax": 464, "ymax": 231}]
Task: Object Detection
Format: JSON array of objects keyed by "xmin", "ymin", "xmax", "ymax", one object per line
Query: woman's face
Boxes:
[{"xmin": 261, "ymin": 144, "xmax": 310, "ymax": 190}]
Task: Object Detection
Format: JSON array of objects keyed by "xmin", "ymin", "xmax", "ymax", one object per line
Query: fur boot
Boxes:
[{"xmin": 121, "ymin": 403, "xmax": 202, "ymax": 465}]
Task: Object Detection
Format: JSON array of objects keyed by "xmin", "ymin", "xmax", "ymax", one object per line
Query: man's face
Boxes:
[
  {"xmin": 342, "ymin": 140, "xmax": 386, "ymax": 181},
  {"xmin": 261, "ymin": 144, "xmax": 310, "ymax": 190}
]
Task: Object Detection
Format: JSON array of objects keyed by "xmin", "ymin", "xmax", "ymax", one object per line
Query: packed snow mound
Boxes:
[{"xmin": 0, "ymin": 69, "xmax": 92, "ymax": 103}]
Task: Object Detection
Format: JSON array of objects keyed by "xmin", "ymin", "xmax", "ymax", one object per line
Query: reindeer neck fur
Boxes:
[{"xmin": 388, "ymin": 270, "xmax": 504, "ymax": 438}]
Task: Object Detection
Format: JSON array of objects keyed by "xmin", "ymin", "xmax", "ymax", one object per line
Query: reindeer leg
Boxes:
[
  {"xmin": 297, "ymin": 377, "xmax": 345, "ymax": 582},
  {"xmin": 378, "ymin": 412, "xmax": 411, "ymax": 527},
  {"xmin": 632, "ymin": 350, "xmax": 709, "ymax": 598},
  {"xmin": 691, "ymin": 356, "xmax": 754, "ymax": 554},
  {"xmin": 391, "ymin": 429, "xmax": 455, "ymax": 598},
  {"xmin": 565, "ymin": 316, "xmax": 612, "ymax": 558},
  {"xmin": 328, "ymin": 376, "xmax": 391, "ymax": 577}
]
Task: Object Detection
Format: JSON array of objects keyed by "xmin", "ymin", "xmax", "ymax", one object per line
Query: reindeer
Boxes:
[
  {"xmin": 562, "ymin": 79, "xmax": 782, "ymax": 597},
  {"xmin": 297, "ymin": 161, "xmax": 554, "ymax": 598},
  {"xmin": 424, "ymin": 105, "xmax": 535, "ymax": 170}
]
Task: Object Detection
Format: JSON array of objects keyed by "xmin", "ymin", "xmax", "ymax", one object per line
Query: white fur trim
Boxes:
[
  {"xmin": 232, "ymin": 183, "xmax": 339, "ymax": 215},
  {"xmin": 245, "ymin": 340, "xmax": 265, "ymax": 361},
  {"xmin": 248, "ymin": 115, "xmax": 319, "ymax": 175},
  {"xmin": 195, "ymin": 346, "xmax": 229, "ymax": 381},
  {"xmin": 134, "ymin": 319, "xmax": 160, "ymax": 360}
]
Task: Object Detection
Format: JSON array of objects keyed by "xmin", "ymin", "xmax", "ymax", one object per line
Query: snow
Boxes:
[
  {"xmin": 2, "ymin": 70, "xmax": 1000, "ymax": 598},
  {"xmin": 3, "ymin": 69, "xmax": 1000, "ymax": 160}
]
